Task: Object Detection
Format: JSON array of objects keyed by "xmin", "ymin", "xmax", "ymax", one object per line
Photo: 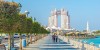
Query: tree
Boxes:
[
  {"xmin": 0, "ymin": 1, "xmax": 20, "ymax": 50},
  {"xmin": 30, "ymin": 21, "xmax": 50, "ymax": 43},
  {"xmin": 93, "ymin": 30, "xmax": 100, "ymax": 34},
  {"xmin": 26, "ymin": 17, "xmax": 33, "ymax": 45},
  {"xmin": 16, "ymin": 14, "xmax": 27, "ymax": 50},
  {"xmin": 39, "ymin": 26, "xmax": 50, "ymax": 34}
]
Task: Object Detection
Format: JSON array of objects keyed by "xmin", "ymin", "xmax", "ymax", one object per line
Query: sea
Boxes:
[{"xmin": 81, "ymin": 36, "xmax": 100, "ymax": 48}]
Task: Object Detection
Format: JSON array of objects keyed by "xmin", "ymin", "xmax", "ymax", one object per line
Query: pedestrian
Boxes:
[
  {"xmin": 55, "ymin": 34, "xmax": 58, "ymax": 42},
  {"xmin": 52, "ymin": 34, "xmax": 55, "ymax": 42}
]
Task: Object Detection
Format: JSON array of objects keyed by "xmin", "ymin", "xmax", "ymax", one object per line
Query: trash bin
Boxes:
[{"xmin": 22, "ymin": 39, "xmax": 26, "ymax": 47}]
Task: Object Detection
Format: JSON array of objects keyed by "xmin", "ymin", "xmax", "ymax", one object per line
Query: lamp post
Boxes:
[
  {"xmin": 33, "ymin": 17, "xmax": 36, "ymax": 22},
  {"xmin": 18, "ymin": 3, "xmax": 23, "ymax": 50},
  {"xmin": 25, "ymin": 10, "xmax": 30, "ymax": 17},
  {"xmin": 18, "ymin": 3, "xmax": 22, "ymax": 11},
  {"xmin": 25, "ymin": 10, "xmax": 30, "ymax": 45},
  {"xmin": 11, "ymin": 3, "xmax": 22, "ymax": 48}
]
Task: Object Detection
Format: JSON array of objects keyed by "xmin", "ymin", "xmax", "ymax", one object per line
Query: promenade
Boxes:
[{"xmin": 23, "ymin": 35, "xmax": 80, "ymax": 50}]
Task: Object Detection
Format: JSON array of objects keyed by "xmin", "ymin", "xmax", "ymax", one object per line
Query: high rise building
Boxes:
[
  {"xmin": 48, "ymin": 8, "xmax": 70, "ymax": 30},
  {"xmin": 86, "ymin": 21, "xmax": 90, "ymax": 33}
]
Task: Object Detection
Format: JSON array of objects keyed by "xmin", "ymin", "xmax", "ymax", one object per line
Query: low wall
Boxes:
[{"xmin": 58, "ymin": 35, "xmax": 100, "ymax": 50}]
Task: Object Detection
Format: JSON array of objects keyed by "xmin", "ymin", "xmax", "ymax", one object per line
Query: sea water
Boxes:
[{"xmin": 81, "ymin": 36, "xmax": 100, "ymax": 47}]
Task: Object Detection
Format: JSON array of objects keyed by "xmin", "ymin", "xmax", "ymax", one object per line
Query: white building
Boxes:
[{"xmin": 48, "ymin": 8, "xmax": 70, "ymax": 30}]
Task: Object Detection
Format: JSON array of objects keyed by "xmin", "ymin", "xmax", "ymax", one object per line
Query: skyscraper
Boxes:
[
  {"xmin": 86, "ymin": 21, "xmax": 90, "ymax": 33},
  {"xmin": 48, "ymin": 8, "xmax": 70, "ymax": 30}
]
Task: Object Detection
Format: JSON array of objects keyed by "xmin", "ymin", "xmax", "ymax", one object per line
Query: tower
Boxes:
[
  {"xmin": 48, "ymin": 17, "xmax": 50, "ymax": 27},
  {"xmin": 50, "ymin": 10, "xmax": 54, "ymax": 27},
  {"xmin": 48, "ymin": 8, "xmax": 71, "ymax": 30},
  {"xmin": 61, "ymin": 8, "xmax": 70, "ymax": 29},
  {"xmin": 61, "ymin": 8, "xmax": 65, "ymax": 29},
  {"xmin": 54, "ymin": 8, "xmax": 58, "ymax": 27},
  {"xmin": 66, "ymin": 11, "xmax": 70, "ymax": 29},
  {"xmin": 86, "ymin": 21, "xmax": 90, "ymax": 33}
]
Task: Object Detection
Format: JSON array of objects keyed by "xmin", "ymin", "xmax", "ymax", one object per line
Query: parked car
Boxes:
[
  {"xmin": 0, "ymin": 44, "xmax": 6, "ymax": 50},
  {"xmin": 14, "ymin": 34, "xmax": 19, "ymax": 38},
  {"xmin": 4, "ymin": 34, "xmax": 8, "ymax": 39},
  {"xmin": 4, "ymin": 33, "xmax": 19, "ymax": 39},
  {"xmin": 22, "ymin": 34, "xmax": 26, "ymax": 37}
]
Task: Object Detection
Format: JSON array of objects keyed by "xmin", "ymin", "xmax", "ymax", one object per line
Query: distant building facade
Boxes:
[{"xmin": 48, "ymin": 8, "xmax": 70, "ymax": 30}]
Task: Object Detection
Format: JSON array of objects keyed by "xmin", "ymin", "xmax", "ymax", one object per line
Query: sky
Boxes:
[{"xmin": 7, "ymin": 0, "xmax": 100, "ymax": 31}]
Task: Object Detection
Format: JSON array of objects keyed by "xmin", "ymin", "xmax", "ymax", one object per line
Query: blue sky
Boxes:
[{"xmin": 8, "ymin": 0, "xmax": 100, "ymax": 31}]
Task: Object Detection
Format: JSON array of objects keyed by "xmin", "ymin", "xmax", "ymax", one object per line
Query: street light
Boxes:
[
  {"xmin": 11, "ymin": 2, "xmax": 22, "ymax": 48},
  {"xmin": 18, "ymin": 3, "xmax": 22, "ymax": 11},
  {"xmin": 25, "ymin": 10, "xmax": 30, "ymax": 17},
  {"xmin": 25, "ymin": 10, "xmax": 30, "ymax": 45},
  {"xmin": 33, "ymin": 17, "xmax": 36, "ymax": 22}
]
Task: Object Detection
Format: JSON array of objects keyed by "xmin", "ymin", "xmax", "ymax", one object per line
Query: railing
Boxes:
[{"xmin": 58, "ymin": 35, "xmax": 100, "ymax": 50}]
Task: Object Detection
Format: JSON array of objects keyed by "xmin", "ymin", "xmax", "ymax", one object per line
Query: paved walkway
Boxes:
[{"xmin": 23, "ymin": 35, "xmax": 80, "ymax": 50}]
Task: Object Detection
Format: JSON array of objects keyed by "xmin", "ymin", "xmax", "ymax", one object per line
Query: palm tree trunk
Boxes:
[
  {"xmin": 34, "ymin": 34, "xmax": 36, "ymax": 42},
  {"xmin": 30, "ymin": 35, "xmax": 32, "ymax": 44},
  {"xmin": 35, "ymin": 34, "xmax": 37, "ymax": 41},
  {"xmin": 12, "ymin": 34, "xmax": 14, "ymax": 48},
  {"xmin": 8, "ymin": 33, "xmax": 11, "ymax": 50},
  {"xmin": 26, "ymin": 34, "xmax": 28, "ymax": 45},
  {"xmin": 19, "ymin": 34, "xmax": 22, "ymax": 50},
  {"xmin": 0, "ymin": 33, "xmax": 2, "ymax": 44},
  {"xmin": 33, "ymin": 34, "xmax": 36, "ymax": 42}
]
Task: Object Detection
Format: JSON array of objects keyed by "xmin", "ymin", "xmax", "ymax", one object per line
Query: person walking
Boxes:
[
  {"xmin": 52, "ymin": 34, "xmax": 55, "ymax": 42},
  {"xmin": 55, "ymin": 34, "xmax": 58, "ymax": 42}
]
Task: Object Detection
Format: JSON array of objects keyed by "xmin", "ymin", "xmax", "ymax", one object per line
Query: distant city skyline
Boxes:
[{"xmin": 8, "ymin": 0, "xmax": 100, "ymax": 31}]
